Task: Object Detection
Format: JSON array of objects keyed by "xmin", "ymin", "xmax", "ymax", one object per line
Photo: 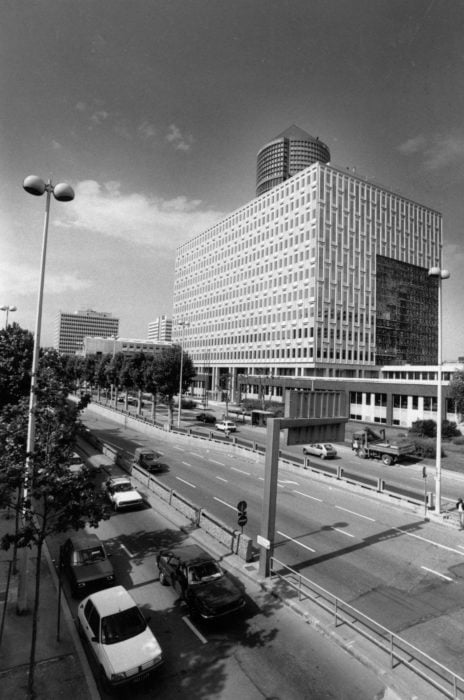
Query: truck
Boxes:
[
  {"xmin": 132, "ymin": 447, "xmax": 162, "ymax": 473},
  {"xmin": 351, "ymin": 426, "xmax": 416, "ymax": 466}
]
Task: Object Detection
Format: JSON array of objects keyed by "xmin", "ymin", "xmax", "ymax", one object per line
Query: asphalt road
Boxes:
[{"xmin": 81, "ymin": 404, "xmax": 464, "ymax": 683}]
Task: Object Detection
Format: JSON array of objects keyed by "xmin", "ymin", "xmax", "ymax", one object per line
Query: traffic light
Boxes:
[{"xmin": 237, "ymin": 500, "xmax": 247, "ymax": 528}]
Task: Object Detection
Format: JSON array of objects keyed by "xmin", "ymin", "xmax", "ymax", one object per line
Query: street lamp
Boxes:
[
  {"xmin": 18, "ymin": 176, "xmax": 74, "ymax": 613},
  {"xmin": 0, "ymin": 305, "xmax": 17, "ymax": 328},
  {"xmin": 177, "ymin": 320, "xmax": 190, "ymax": 428},
  {"xmin": 428, "ymin": 265, "xmax": 450, "ymax": 516}
]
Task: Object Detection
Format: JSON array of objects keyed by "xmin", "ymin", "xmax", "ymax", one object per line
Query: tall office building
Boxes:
[
  {"xmin": 55, "ymin": 309, "xmax": 119, "ymax": 355},
  {"xmin": 256, "ymin": 125, "xmax": 330, "ymax": 197},
  {"xmin": 148, "ymin": 315, "xmax": 172, "ymax": 342},
  {"xmin": 173, "ymin": 158, "xmax": 441, "ymax": 391}
]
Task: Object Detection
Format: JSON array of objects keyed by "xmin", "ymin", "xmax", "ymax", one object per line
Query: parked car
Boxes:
[
  {"xmin": 132, "ymin": 447, "xmax": 162, "ymax": 473},
  {"xmin": 77, "ymin": 585, "xmax": 163, "ymax": 690},
  {"xmin": 61, "ymin": 532, "xmax": 115, "ymax": 597},
  {"xmin": 196, "ymin": 412, "xmax": 216, "ymax": 424},
  {"xmin": 103, "ymin": 477, "xmax": 144, "ymax": 511},
  {"xmin": 302, "ymin": 443, "xmax": 337, "ymax": 459},
  {"xmin": 215, "ymin": 420, "xmax": 237, "ymax": 433},
  {"xmin": 68, "ymin": 451, "xmax": 85, "ymax": 474},
  {"xmin": 156, "ymin": 544, "xmax": 245, "ymax": 620}
]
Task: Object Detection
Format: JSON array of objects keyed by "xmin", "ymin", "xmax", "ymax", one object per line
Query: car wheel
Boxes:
[{"xmin": 159, "ymin": 570, "xmax": 169, "ymax": 586}]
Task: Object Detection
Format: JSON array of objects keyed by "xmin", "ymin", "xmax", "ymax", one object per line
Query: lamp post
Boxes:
[
  {"xmin": 177, "ymin": 320, "xmax": 190, "ymax": 428},
  {"xmin": 0, "ymin": 305, "xmax": 17, "ymax": 328},
  {"xmin": 428, "ymin": 266, "xmax": 450, "ymax": 516},
  {"xmin": 18, "ymin": 176, "xmax": 74, "ymax": 613}
]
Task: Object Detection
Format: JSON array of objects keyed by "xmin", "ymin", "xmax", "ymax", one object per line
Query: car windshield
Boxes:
[
  {"xmin": 75, "ymin": 546, "xmax": 106, "ymax": 565},
  {"xmin": 113, "ymin": 481, "xmax": 133, "ymax": 492},
  {"xmin": 189, "ymin": 561, "xmax": 222, "ymax": 583},
  {"xmin": 101, "ymin": 606, "xmax": 146, "ymax": 644},
  {"xmin": 323, "ymin": 444, "xmax": 334, "ymax": 449},
  {"xmin": 69, "ymin": 455, "xmax": 82, "ymax": 465}
]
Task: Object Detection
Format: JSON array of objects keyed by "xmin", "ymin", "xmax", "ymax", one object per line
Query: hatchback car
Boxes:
[
  {"xmin": 215, "ymin": 420, "xmax": 237, "ymax": 433},
  {"xmin": 302, "ymin": 443, "xmax": 337, "ymax": 459},
  {"xmin": 196, "ymin": 412, "xmax": 216, "ymax": 424},
  {"xmin": 103, "ymin": 477, "xmax": 144, "ymax": 511},
  {"xmin": 61, "ymin": 532, "xmax": 115, "ymax": 596},
  {"xmin": 156, "ymin": 544, "xmax": 245, "ymax": 620},
  {"xmin": 77, "ymin": 585, "xmax": 163, "ymax": 689}
]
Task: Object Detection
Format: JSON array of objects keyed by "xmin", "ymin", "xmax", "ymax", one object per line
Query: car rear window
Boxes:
[{"xmin": 75, "ymin": 546, "xmax": 106, "ymax": 565}]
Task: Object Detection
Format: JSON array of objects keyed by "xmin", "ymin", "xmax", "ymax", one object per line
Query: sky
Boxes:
[{"xmin": 1, "ymin": 0, "xmax": 463, "ymax": 360}]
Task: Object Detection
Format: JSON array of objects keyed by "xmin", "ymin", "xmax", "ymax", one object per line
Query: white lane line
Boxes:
[
  {"xmin": 214, "ymin": 497, "xmax": 236, "ymax": 511},
  {"xmin": 335, "ymin": 506, "xmax": 375, "ymax": 521},
  {"xmin": 216, "ymin": 476, "xmax": 228, "ymax": 483},
  {"xmin": 277, "ymin": 530, "xmax": 316, "ymax": 553},
  {"xmin": 231, "ymin": 467, "xmax": 251, "ymax": 476},
  {"xmin": 191, "ymin": 453, "xmax": 203, "ymax": 459},
  {"xmin": 293, "ymin": 490, "xmax": 323, "ymax": 502},
  {"xmin": 209, "ymin": 459, "xmax": 225, "ymax": 466},
  {"xmin": 176, "ymin": 476, "xmax": 196, "ymax": 488},
  {"xmin": 173, "ymin": 446, "xmax": 184, "ymax": 451},
  {"xmin": 392, "ymin": 527, "xmax": 464, "ymax": 556},
  {"xmin": 421, "ymin": 566, "xmax": 453, "ymax": 582},
  {"xmin": 119, "ymin": 543, "xmax": 134, "ymax": 558},
  {"xmin": 278, "ymin": 480, "xmax": 299, "ymax": 485},
  {"xmin": 182, "ymin": 616, "xmax": 208, "ymax": 644},
  {"xmin": 182, "ymin": 461, "xmax": 192, "ymax": 467},
  {"xmin": 332, "ymin": 527, "xmax": 355, "ymax": 538}
]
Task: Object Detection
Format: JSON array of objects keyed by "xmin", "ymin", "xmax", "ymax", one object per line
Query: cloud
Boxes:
[
  {"xmin": 138, "ymin": 121, "xmax": 157, "ymax": 139},
  {"xmin": 166, "ymin": 124, "xmax": 194, "ymax": 152},
  {"xmin": 90, "ymin": 110, "xmax": 109, "ymax": 125},
  {"xmin": 60, "ymin": 180, "xmax": 224, "ymax": 249},
  {"xmin": 0, "ymin": 256, "xmax": 91, "ymax": 299},
  {"xmin": 397, "ymin": 133, "xmax": 464, "ymax": 170}
]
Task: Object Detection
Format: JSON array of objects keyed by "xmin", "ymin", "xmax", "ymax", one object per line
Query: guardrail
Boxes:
[{"xmin": 270, "ymin": 556, "xmax": 464, "ymax": 699}]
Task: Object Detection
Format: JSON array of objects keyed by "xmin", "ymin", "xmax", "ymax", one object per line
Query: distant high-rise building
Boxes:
[
  {"xmin": 55, "ymin": 309, "xmax": 119, "ymax": 355},
  {"xmin": 256, "ymin": 124, "xmax": 331, "ymax": 197},
  {"xmin": 148, "ymin": 315, "xmax": 172, "ymax": 342}
]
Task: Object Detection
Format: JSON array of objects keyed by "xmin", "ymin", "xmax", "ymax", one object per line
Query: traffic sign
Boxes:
[
  {"xmin": 237, "ymin": 513, "xmax": 248, "ymax": 527},
  {"xmin": 237, "ymin": 500, "xmax": 247, "ymax": 513}
]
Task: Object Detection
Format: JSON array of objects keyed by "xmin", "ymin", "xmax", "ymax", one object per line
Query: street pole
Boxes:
[
  {"xmin": 428, "ymin": 265, "xmax": 450, "ymax": 516},
  {"xmin": 18, "ymin": 176, "xmax": 74, "ymax": 613}
]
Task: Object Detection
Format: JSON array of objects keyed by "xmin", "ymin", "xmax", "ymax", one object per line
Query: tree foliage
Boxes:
[
  {"xmin": 0, "ymin": 323, "xmax": 34, "ymax": 409},
  {"xmin": 449, "ymin": 368, "xmax": 464, "ymax": 419}
]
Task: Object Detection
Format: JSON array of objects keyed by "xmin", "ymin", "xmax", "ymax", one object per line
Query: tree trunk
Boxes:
[{"xmin": 27, "ymin": 537, "xmax": 43, "ymax": 698}]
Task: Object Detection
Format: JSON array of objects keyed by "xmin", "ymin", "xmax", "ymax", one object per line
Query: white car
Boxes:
[
  {"xmin": 104, "ymin": 477, "xmax": 144, "ymax": 511},
  {"xmin": 302, "ymin": 443, "xmax": 337, "ymax": 459},
  {"xmin": 215, "ymin": 420, "xmax": 237, "ymax": 433},
  {"xmin": 68, "ymin": 451, "xmax": 85, "ymax": 474},
  {"xmin": 77, "ymin": 585, "xmax": 163, "ymax": 689}
]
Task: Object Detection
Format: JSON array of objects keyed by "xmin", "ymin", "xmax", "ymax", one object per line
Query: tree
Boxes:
[
  {"xmin": 0, "ymin": 323, "xmax": 34, "ymax": 409},
  {"xmin": 0, "ymin": 333, "xmax": 111, "ymax": 698},
  {"xmin": 148, "ymin": 346, "xmax": 195, "ymax": 425},
  {"xmin": 449, "ymin": 369, "xmax": 464, "ymax": 420}
]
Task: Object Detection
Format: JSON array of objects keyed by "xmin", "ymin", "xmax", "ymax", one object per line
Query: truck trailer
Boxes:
[{"xmin": 351, "ymin": 427, "xmax": 416, "ymax": 466}]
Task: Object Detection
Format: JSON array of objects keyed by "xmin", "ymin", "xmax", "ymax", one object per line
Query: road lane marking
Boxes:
[
  {"xmin": 176, "ymin": 476, "xmax": 196, "ymax": 488},
  {"xmin": 119, "ymin": 543, "xmax": 134, "ymax": 558},
  {"xmin": 182, "ymin": 616, "xmax": 207, "ymax": 644},
  {"xmin": 209, "ymin": 459, "xmax": 225, "ymax": 466},
  {"xmin": 191, "ymin": 453, "xmax": 203, "ymax": 459},
  {"xmin": 392, "ymin": 527, "xmax": 464, "ymax": 556},
  {"xmin": 293, "ymin": 490, "xmax": 323, "ymax": 502},
  {"xmin": 335, "ymin": 506, "xmax": 375, "ymax": 521},
  {"xmin": 214, "ymin": 497, "xmax": 236, "ymax": 511},
  {"xmin": 332, "ymin": 527, "xmax": 355, "ymax": 538},
  {"xmin": 277, "ymin": 530, "xmax": 316, "ymax": 553},
  {"xmin": 278, "ymin": 480, "xmax": 299, "ymax": 485},
  {"xmin": 231, "ymin": 467, "xmax": 251, "ymax": 476},
  {"xmin": 182, "ymin": 461, "xmax": 192, "ymax": 467},
  {"xmin": 216, "ymin": 476, "xmax": 228, "ymax": 483},
  {"xmin": 421, "ymin": 566, "xmax": 453, "ymax": 582}
]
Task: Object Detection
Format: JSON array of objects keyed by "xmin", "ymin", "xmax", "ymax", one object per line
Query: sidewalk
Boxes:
[{"xmin": 0, "ymin": 508, "xmax": 98, "ymax": 700}]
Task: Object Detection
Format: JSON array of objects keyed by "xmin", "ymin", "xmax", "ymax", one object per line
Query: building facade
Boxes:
[
  {"xmin": 79, "ymin": 336, "xmax": 171, "ymax": 357},
  {"xmin": 55, "ymin": 309, "xmax": 119, "ymax": 355},
  {"xmin": 148, "ymin": 315, "xmax": 173, "ymax": 342},
  {"xmin": 256, "ymin": 125, "xmax": 331, "ymax": 197},
  {"xmin": 173, "ymin": 160, "xmax": 442, "ymax": 400}
]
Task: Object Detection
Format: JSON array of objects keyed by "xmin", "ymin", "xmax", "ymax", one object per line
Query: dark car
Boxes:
[
  {"xmin": 156, "ymin": 544, "xmax": 245, "ymax": 620},
  {"xmin": 61, "ymin": 532, "xmax": 115, "ymax": 597},
  {"xmin": 196, "ymin": 412, "xmax": 216, "ymax": 424}
]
